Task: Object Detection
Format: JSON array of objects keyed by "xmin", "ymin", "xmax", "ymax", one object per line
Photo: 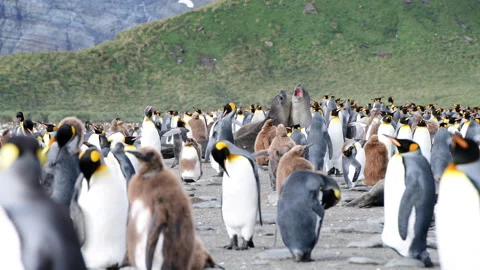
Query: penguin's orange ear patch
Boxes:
[
  {"xmin": 452, "ymin": 135, "xmax": 469, "ymax": 149},
  {"xmin": 215, "ymin": 141, "xmax": 228, "ymax": 151},
  {"xmin": 90, "ymin": 151, "xmax": 101, "ymax": 163},
  {"xmin": 409, "ymin": 144, "xmax": 419, "ymax": 152}
]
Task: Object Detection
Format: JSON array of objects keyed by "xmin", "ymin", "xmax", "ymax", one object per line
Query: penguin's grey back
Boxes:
[
  {"xmin": 431, "ymin": 128, "xmax": 453, "ymax": 180},
  {"xmin": 51, "ymin": 147, "xmax": 80, "ymax": 206}
]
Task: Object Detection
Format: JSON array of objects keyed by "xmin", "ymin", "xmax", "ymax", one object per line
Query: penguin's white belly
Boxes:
[
  {"xmin": 222, "ymin": 156, "xmax": 258, "ymax": 239},
  {"xmin": 105, "ymin": 154, "xmax": 127, "ymax": 190},
  {"xmin": 0, "ymin": 207, "xmax": 24, "ymax": 270},
  {"xmin": 378, "ymin": 124, "xmax": 395, "ymax": 157},
  {"xmin": 251, "ymin": 111, "xmax": 265, "ymax": 123},
  {"xmin": 87, "ymin": 134, "xmax": 101, "ymax": 150},
  {"xmin": 382, "ymin": 155, "xmax": 415, "ymax": 257},
  {"xmin": 328, "ymin": 119, "xmax": 344, "ymax": 170},
  {"xmin": 356, "ymin": 148, "xmax": 366, "ymax": 180},
  {"xmin": 436, "ymin": 172, "xmax": 480, "ymax": 270},
  {"xmin": 460, "ymin": 122, "xmax": 470, "ymax": 138},
  {"xmin": 125, "ymin": 152, "xmax": 139, "ymax": 174},
  {"xmin": 413, "ymin": 128, "xmax": 431, "ymax": 163},
  {"xmin": 397, "ymin": 126, "xmax": 413, "ymax": 140},
  {"xmin": 130, "ymin": 200, "xmax": 151, "ymax": 270},
  {"xmin": 141, "ymin": 121, "xmax": 161, "ymax": 152},
  {"xmin": 79, "ymin": 174, "xmax": 129, "ymax": 268},
  {"xmin": 180, "ymin": 146, "xmax": 201, "ymax": 179}
]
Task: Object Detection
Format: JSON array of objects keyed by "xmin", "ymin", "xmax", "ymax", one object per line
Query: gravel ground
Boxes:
[{"xmin": 164, "ymin": 158, "xmax": 440, "ymax": 270}]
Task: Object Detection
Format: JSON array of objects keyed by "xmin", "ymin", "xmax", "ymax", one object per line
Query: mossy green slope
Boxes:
[{"xmin": 0, "ymin": 0, "xmax": 479, "ymax": 121}]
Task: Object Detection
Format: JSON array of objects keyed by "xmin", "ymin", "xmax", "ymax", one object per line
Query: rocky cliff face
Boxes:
[{"xmin": 0, "ymin": 0, "xmax": 215, "ymax": 55}]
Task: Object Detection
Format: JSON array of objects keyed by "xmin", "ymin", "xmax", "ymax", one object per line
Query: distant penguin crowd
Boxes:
[{"xmin": 0, "ymin": 84, "xmax": 478, "ymax": 269}]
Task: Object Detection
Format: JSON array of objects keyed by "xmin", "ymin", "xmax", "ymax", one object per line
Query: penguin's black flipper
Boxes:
[
  {"xmin": 350, "ymin": 157, "xmax": 362, "ymax": 183},
  {"xmin": 70, "ymin": 174, "xmax": 86, "ymax": 246},
  {"xmin": 398, "ymin": 183, "xmax": 421, "ymax": 240},
  {"xmin": 111, "ymin": 143, "xmax": 136, "ymax": 185},
  {"xmin": 342, "ymin": 157, "xmax": 353, "ymax": 188},
  {"xmin": 311, "ymin": 199, "xmax": 325, "ymax": 237},
  {"xmin": 324, "ymin": 130, "xmax": 333, "ymax": 160},
  {"xmin": 145, "ymin": 211, "xmax": 167, "ymax": 270}
]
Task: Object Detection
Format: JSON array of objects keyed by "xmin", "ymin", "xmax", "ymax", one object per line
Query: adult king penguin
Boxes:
[
  {"xmin": 0, "ymin": 136, "xmax": 86, "ymax": 270},
  {"xmin": 70, "ymin": 148, "xmax": 129, "ymax": 269},
  {"xmin": 381, "ymin": 136, "xmax": 435, "ymax": 267},
  {"xmin": 326, "ymin": 109, "xmax": 344, "ymax": 175},
  {"xmin": 141, "ymin": 106, "xmax": 162, "ymax": 153},
  {"xmin": 436, "ymin": 135, "xmax": 480, "ymax": 270},
  {"xmin": 211, "ymin": 140, "xmax": 263, "ymax": 250},
  {"xmin": 277, "ymin": 171, "xmax": 340, "ymax": 262}
]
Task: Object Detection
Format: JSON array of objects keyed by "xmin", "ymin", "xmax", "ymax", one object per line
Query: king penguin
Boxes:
[
  {"xmin": 436, "ymin": 135, "xmax": 480, "ymax": 270},
  {"xmin": 211, "ymin": 140, "xmax": 263, "ymax": 250},
  {"xmin": 326, "ymin": 109, "xmax": 344, "ymax": 175},
  {"xmin": 413, "ymin": 120, "xmax": 432, "ymax": 163},
  {"xmin": 307, "ymin": 111, "xmax": 333, "ymax": 171},
  {"xmin": 341, "ymin": 140, "xmax": 365, "ymax": 188},
  {"xmin": 381, "ymin": 136, "xmax": 435, "ymax": 267},
  {"xmin": 141, "ymin": 106, "xmax": 162, "ymax": 153},
  {"xmin": 395, "ymin": 117, "xmax": 413, "ymax": 140},
  {"xmin": 127, "ymin": 147, "xmax": 195, "ymax": 270},
  {"xmin": 180, "ymin": 138, "xmax": 203, "ymax": 182},
  {"xmin": 377, "ymin": 115, "xmax": 396, "ymax": 157},
  {"xmin": 70, "ymin": 148, "xmax": 129, "ymax": 269},
  {"xmin": 0, "ymin": 136, "xmax": 86, "ymax": 270},
  {"xmin": 277, "ymin": 171, "xmax": 340, "ymax": 262}
]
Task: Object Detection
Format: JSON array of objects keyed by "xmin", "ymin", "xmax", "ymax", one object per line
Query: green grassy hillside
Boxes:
[{"xmin": 1, "ymin": 0, "xmax": 479, "ymax": 122}]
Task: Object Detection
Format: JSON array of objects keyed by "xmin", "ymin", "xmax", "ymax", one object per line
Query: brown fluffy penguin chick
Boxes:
[
  {"xmin": 190, "ymin": 236, "xmax": 223, "ymax": 270},
  {"xmin": 267, "ymin": 124, "xmax": 295, "ymax": 191},
  {"xmin": 363, "ymin": 135, "xmax": 389, "ymax": 186},
  {"xmin": 127, "ymin": 147, "xmax": 195, "ymax": 270},
  {"xmin": 188, "ymin": 112, "xmax": 208, "ymax": 142},
  {"xmin": 254, "ymin": 119, "xmax": 277, "ymax": 165},
  {"xmin": 276, "ymin": 145, "xmax": 315, "ymax": 195},
  {"xmin": 110, "ymin": 119, "xmax": 130, "ymax": 136}
]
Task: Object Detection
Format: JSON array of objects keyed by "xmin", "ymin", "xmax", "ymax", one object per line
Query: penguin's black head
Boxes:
[
  {"xmin": 388, "ymin": 96, "xmax": 394, "ymax": 104},
  {"xmin": 124, "ymin": 136, "xmax": 137, "ymax": 145},
  {"xmin": 177, "ymin": 118, "xmax": 186, "ymax": 128},
  {"xmin": 211, "ymin": 141, "xmax": 231, "ymax": 177},
  {"xmin": 439, "ymin": 122, "xmax": 448, "ymax": 128},
  {"xmin": 343, "ymin": 144, "xmax": 355, "ymax": 157},
  {"xmin": 79, "ymin": 148, "xmax": 104, "ymax": 187},
  {"xmin": 16, "ymin": 111, "xmax": 24, "ymax": 122},
  {"xmin": 223, "ymin": 103, "xmax": 236, "ymax": 117},
  {"xmin": 399, "ymin": 117, "xmax": 410, "ymax": 125},
  {"xmin": 382, "ymin": 115, "xmax": 392, "ymax": 124},
  {"xmin": 322, "ymin": 188, "xmax": 341, "ymax": 210},
  {"xmin": 93, "ymin": 124, "xmax": 104, "ymax": 135},
  {"xmin": 417, "ymin": 120, "xmax": 427, "ymax": 127},
  {"xmin": 330, "ymin": 109, "xmax": 340, "ymax": 117},
  {"xmin": 55, "ymin": 124, "xmax": 76, "ymax": 148},
  {"xmin": 451, "ymin": 135, "xmax": 479, "ymax": 165},
  {"xmin": 42, "ymin": 123, "xmax": 57, "ymax": 132},
  {"xmin": 386, "ymin": 136, "xmax": 420, "ymax": 154},
  {"xmin": 0, "ymin": 136, "xmax": 46, "ymax": 170},
  {"xmin": 23, "ymin": 119, "xmax": 34, "ymax": 133},
  {"xmin": 144, "ymin": 106, "xmax": 153, "ymax": 118},
  {"xmin": 293, "ymin": 124, "xmax": 301, "ymax": 130}
]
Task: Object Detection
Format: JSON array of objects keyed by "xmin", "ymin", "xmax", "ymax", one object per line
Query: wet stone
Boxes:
[
  {"xmin": 255, "ymin": 249, "xmax": 292, "ymax": 260},
  {"xmin": 385, "ymin": 257, "xmax": 424, "ymax": 268},
  {"xmin": 348, "ymin": 257, "xmax": 382, "ymax": 265}
]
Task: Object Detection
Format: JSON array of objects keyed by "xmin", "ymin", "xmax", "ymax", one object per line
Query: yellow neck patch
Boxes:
[
  {"xmin": 227, "ymin": 154, "xmax": 242, "ymax": 162},
  {"xmin": 333, "ymin": 189, "xmax": 341, "ymax": 200},
  {"xmin": 0, "ymin": 144, "xmax": 20, "ymax": 170}
]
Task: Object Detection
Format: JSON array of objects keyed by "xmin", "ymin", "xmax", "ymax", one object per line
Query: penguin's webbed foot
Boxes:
[
  {"xmin": 327, "ymin": 167, "xmax": 336, "ymax": 175},
  {"xmin": 223, "ymin": 235, "xmax": 238, "ymax": 250},
  {"xmin": 236, "ymin": 238, "xmax": 249, "ymax": 250},
  {"xmin": 415, "ymin": 251, "xmax": 433, "ymax": 268}
]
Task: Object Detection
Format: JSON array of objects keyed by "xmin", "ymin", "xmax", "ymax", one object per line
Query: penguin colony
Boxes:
[{"xmin": 0, "ymin": 88, "xmax": 478, "ymax": 269}]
